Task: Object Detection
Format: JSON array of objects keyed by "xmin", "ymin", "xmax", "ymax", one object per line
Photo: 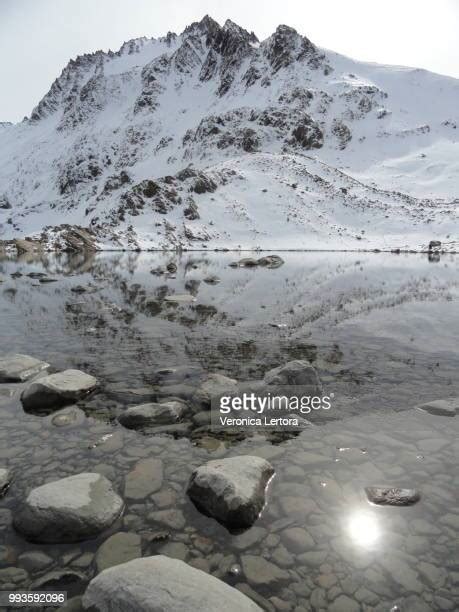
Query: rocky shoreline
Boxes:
[
  {"xmin": 0, "ymin": 351, "xmax": 457, "ymax": 610},
  {"xmin": 0, "ymin": 235, "xmax": 457, "ymax": 256}
]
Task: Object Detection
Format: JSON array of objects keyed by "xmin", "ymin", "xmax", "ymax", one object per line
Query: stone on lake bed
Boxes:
[
  {"xmin": 30, "ymin": 569, "xmax": 86, "ymax": 590},
  {"xmin": 95, "ymin": 532, "xmax": 142, "ymax": 573},
  {"xmin": 152, "ymin": 364, "xmax": 204, "ymax": 384},
  {"xmin": 0, "ymin": 353, "xmax": 50, "ymax": 383},
  {"xmin": 263, "ymin": 359, "xmax": 322, "ymax": 393},
  {"xmin": 49, "ymin": 406, "xmax": 86, "ymax": 428},
  {"xmin": 147, "ymin": 508, "xmax": 186, "ymax": 530},
  {"xmin": 13, "ymin": 473, "xmax": 124, "ymax": 543},
  {"xmin": 83, "ymin": 555, "xmax": 262, "ymax": 612},
  {"xmin": 0, "ymin": 468, "xmax": 12, "ymax": 496},
  {"xmin": 365, "ymin": 486, "xmax": 420, "ymax": 506},
  {"xmin": 21, "ymin": 369, "xmax": 98, "ymax": 410},
  {"xmin": 192, "ymin": 372, "xmax": 239, "ymax": 407},
  {"xmin": 417, "ymin": 398, "xmax": 458, "ymax": 417},
  {"xmin": 124, "ymin": 458, "xmax": 163, "ymax": 500},
  {"xmin": 187, "ymin": 455, "xmax": 274, "ymax": 528},
  {"xmin": 281, "ymin": 527, "xmax": 315, "ymax": 552},
  {"xmin": 146, "ymin": 422, "xmax": 193, "ymax": 437},
  {"xmin": 17, "ymin": 550, "xmax": 53, "ymax": 572},
  {"xmin": 240, "ymin": 555, "xmax": 289, "ymax": 587},
  {"xmin": 118, "ymin": 401, "xmax": 186, "ymax": 430}
]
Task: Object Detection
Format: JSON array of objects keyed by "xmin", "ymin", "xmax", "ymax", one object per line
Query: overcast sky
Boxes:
[{"xmin": 1, "ymin": 0, "xmax": 458, "ymax": 123}]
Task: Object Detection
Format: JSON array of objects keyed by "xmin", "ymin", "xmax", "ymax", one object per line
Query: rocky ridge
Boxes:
[{"xmin": 0, "ymin": 15, "xmax": 458, "ymax": 250}]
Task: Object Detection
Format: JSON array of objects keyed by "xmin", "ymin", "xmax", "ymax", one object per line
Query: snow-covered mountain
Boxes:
[{"xmin": 0, "ymin": 15, "xmax": 458, "ymax": 251}]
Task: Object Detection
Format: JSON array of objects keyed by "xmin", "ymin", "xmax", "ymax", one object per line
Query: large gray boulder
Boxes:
[
  {"xmin": 264, "ymin": 360, "xmax": 322, "ymax": 392},
  {"xmin": 0, "ymin": 354, "xmax": 49, "ymax": 383},
  {"xmin": 13, "ymin": 473, "xmax": 124, "ymax": 543},
  {"xmin": 187, "ymin": 455, "xmax": 274, "ymax": 528},
  {"xmin": 118, "ymin": 401, "xmax": 186, "ymax": 430},
  {"xmin": 82, "ymin": 555, "xmax": 262, "ymax": 611},
  {"xmin": 21, "ymin": 369, "xmax": 98, "ymax": 410},
  {"xmin": 0, "ymin": 468, "xmax": 11, "ymax": 496}
]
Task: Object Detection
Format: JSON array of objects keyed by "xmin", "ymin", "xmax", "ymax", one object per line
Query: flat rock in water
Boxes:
[
  {"xmin": 187, "ymin": 455, "xmax": 274, "ymax": 528},
  {"xmin": 124, "ymin": 458, "xmax": 163, "ymax": 500},
  {"xmin": 152, "ymin": 364, "xmax": 204, "ymax": 384},
  {"xmin": 147, "ymin": 422, "xmax": 193, "ymax": 437},
  {"xmin": 365, "ymin": 486, "xmax": 420, "ymax": 506},
  {"xmin": 17, "ymin": 551, "xmax": 53, "ymax": 572},
  {"xmin": 49, "ymin": 406, "xmax": 86, "ymax": 428},
  {"xmin": 0, "ymin": 354, "xmax": 50, "ymax": 383},
  {"xmin": 192, "ymin": 373, "xmax": 238, "ymax": 407},
  {"xmin": 203, "ymin": 275, "xmax": 221, "ymax": 284},
  {"xmin": 240, "ymin": 555, "xmax": 289, "ymax": 587},
  {"xmin": 229, "ymin": 258, "xmax": 259, "ymax": 268},
  {"xmin": 21, "ymin": 369, "xmax": 98, "ymax": 410},
  {"xmin": 0, "ymin": 468, "xmax": 12, "ymax": 496},
  {"xmin": 13, "ymin": 473, "xmax": 124, "ymax": 543},
  {"xmin": 82, "ymin": 555, "xmax": 262, "ymax": 612},
  {"xmin": 264, "ymin": 360, "xmax": 322, "ymax": 393},
  {"xmin": 257, "ymin": 255, "xmax": 284, "ymax": 269},
  {"xmin": 118, "ymin": 401, "xmax": 185, "ymax": 430},
  {"xmin": 95, "ymin": 532, "xmax": 142, "ymax": 573},
  {"xmin": 27, "ymin": 272, "xmax": 47, "ymax": 279},
  {"xmin": 417, "ymin": 398, "xmax": 458, "ymax": 417},
  {"xmin": 30, "ymin": 569, "xmax": 86, "ymax": 590},
  {"xmin": 229, "ymin": 256, "xmax": 284, "ymax": 269}
]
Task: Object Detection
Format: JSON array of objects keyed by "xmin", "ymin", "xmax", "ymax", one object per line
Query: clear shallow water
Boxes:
[{"xmin": 0, "ymin": 251, "xmax": 458, "ymax": 611}]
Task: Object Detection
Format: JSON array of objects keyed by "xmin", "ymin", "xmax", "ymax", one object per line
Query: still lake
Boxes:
[{"xmin": 0, "ymin": 251, "xmax": 458, "ymax": 611}]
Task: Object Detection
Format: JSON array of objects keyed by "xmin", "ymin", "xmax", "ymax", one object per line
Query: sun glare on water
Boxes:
[{"xmin": 347, "ymin": 511, "xmax": 381, "ymax": 547}]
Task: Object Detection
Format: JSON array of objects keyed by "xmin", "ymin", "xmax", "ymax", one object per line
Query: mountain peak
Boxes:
[
  {"xmin": 184, "ymin": 14, "xmax": 221, "ymax": 37},
  {"xmin": 264, "ymin": 23, "xmax": 316, "ymax": 72}
]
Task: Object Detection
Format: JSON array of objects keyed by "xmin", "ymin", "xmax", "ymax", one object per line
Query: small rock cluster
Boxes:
[
  {"xmin": 229, "ymin": 255, "xmax": 284, "ymax": 269},
  {"xmin": 0, "ymin": 352, "xmax": 281, "ymax": 609}
]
